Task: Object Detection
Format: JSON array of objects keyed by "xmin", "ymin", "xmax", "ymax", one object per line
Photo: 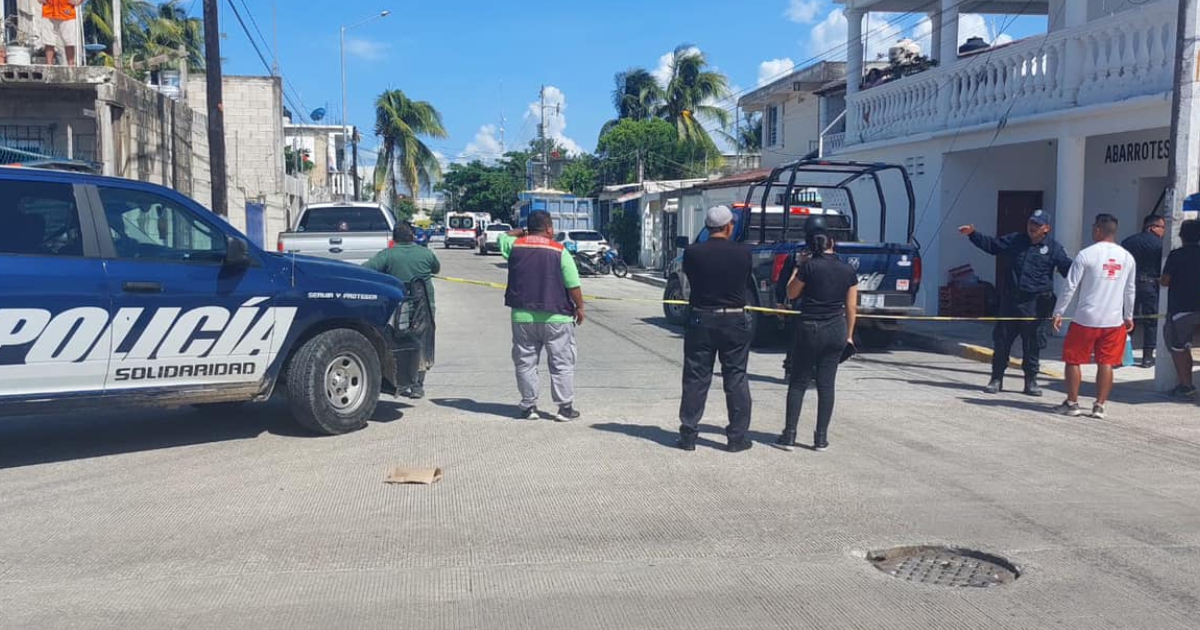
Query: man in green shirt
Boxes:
[
  {"xmin": 364, "ymin": 223, "xmax": 440, "ymax": 399},
  {"xmin": 499, "ymin": 211, "xmax": 586, "ymax": 421}
]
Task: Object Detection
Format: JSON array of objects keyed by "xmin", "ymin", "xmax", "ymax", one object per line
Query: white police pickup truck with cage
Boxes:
[{"xmin": 0, "ymin": 167, "xmax": 431, "ymax": 435}]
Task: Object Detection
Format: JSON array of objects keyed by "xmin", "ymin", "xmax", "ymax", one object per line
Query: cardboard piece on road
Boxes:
[{"xmin": 384, "ymin": 466, "xmax": 443, "ymax": 485}]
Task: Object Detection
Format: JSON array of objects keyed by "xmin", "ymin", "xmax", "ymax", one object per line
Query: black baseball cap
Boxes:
[{"xmin": 1028, "ymin": 209, "xmax": 1052, "ymax": 226}]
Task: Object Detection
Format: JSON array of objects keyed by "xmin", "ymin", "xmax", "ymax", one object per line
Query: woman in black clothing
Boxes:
[{"xmin": 776, "ymin": 223, "xmax": 858, "ymax": 452}]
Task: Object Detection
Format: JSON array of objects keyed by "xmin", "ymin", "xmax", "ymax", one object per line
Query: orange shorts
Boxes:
[{"xmin": 1063, "ymin": 323, "xmax": 1126, "ymax": 366}]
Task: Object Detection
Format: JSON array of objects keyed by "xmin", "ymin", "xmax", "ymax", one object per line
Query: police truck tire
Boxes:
[
  {"xmin": 663, "ymin": 277, "xmax": 688, "ymax": 326},
  {"xmin": 286, "ymin": 329, "xmax": 382, "ymax": 435}
]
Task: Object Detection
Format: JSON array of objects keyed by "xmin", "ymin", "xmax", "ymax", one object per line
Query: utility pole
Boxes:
[
  {"xmin": 499, "ymin": 79, "xmax": 506, "ymax": 154},
  {"xmin": 270, "ymin": 0, "xmax": 279, "ymax": 76},
  {"xmin": 113, "ymin": 0, "xmax": 123, "ymax": 67},
  {"xmin": 1158, "ymin": 0, "xmax": 1200, "ymax": 391},
  {"xmin": 539, "ymin": 85, "xmax": 549, "ymax": 189},
  {"xmin": 637, "ymin": 149, "xmax": 645, "ymax": 184},
  {"xmin": 203, "ymin": 0, "xmax": 229, "ymax": 216}
]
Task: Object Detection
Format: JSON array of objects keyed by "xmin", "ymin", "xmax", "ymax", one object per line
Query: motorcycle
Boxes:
[{"xmin": 592, "ymin": 245, "xmax": 628, "ymax": 278}]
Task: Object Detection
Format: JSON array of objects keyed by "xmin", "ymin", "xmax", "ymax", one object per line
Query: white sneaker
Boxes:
[
  {"xmin": 1090, "ymin": 403, "xmax": 1107, "ymax": 420},
  {"xmin": 1055, "ymin": 400, "xmax": 1083, "ymax": 417}
]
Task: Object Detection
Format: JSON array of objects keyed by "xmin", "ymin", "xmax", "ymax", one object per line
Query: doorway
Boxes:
[
  {"xmin": 995, "ymin": 191, "xmax": 1044, "ymax": 295},
  {"xmin": 1137, "ymin": 177, "xmax": 1168, "ymax": 222}
]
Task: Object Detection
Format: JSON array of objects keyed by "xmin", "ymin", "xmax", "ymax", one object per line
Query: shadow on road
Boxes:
[
  {"xmin": 0, "ymin": 399, "xmax": 410, "ymax": 470},
  {"xmin": 636, "ymin": 317, "xmax": 682, "ymax": 338},
  {"xmin": 591, "ymin": 421, "xmax": 784, "ymax": 449},
  {"xmin": 430, "ymin": 397, "xmax": 517, "ymax": 419}
]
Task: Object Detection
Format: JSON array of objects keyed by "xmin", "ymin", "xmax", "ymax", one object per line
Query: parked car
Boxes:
[
  {"xmin": 276, "ymin": 202, "xmax": 395, "ymax": 265},
  {"xmin": 555, "ymin": 229, "xmax": 608, "ymax": 255},
  {"xmin": 477, "ymin": 223, "xmax": 512, "ymax": 255},
  {"xmin": 0, "ymin": 167, "xmax": 430, "ymax": 435}
]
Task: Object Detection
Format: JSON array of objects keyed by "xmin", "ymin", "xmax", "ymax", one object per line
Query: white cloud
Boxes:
[
  {"xmin": 525, "ymin": 86, "xmax": 582, "ymax": 155},
  {"xmin": 806, "ymin": 9, "xmax": 848, "ymax": 59},
  {"xmin": 807, "ymin": 9, "xmax": 951, "ymax": 62},
  {"xmin": 785, "ymin": 0, "xmax": 821, "ymax": 24},
  {"xmin": 344, "ymin": 37, "xmax": 389, "ymax": 61},
  {"xmin": 462, "ymin": 124, "xmax": 504, "ymax": 163},
  {"xmin": 912, "ymin": 16, "xmax": 933, "ymax": 55},
  {"xmin": 959, "ymin": 14, "xmax": 1014, "ymax": 47},
  {"xmin": 758, "ymin": 58, "xmax": 795, "ymax": 86}
]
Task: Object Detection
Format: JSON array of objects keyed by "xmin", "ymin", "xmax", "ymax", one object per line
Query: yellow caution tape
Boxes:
[{"xmin": 433, "ymin": 275, "xmax": 1164, "ymax": 323}]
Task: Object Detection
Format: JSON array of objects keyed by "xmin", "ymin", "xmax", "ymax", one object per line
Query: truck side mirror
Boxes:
[
  {"xmin": 224, "ymin": 235, "xmax": 253, "ymax": 270},
  {"xmin": 674, "ymin": 236, "xmax": 690, "ymax": 249}
]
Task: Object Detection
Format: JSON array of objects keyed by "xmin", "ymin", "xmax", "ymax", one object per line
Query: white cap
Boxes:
[{"xmin": 705, "ymin": 205, "xmax": 733, "ymax": 228}]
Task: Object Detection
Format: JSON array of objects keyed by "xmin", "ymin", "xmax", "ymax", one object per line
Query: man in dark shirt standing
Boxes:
[
  {"xmin": 678, "ymin": 206, "xmax": 754, "ymax": 453},
  {"xmin": 1161, "ymin": 219, "xmax": 1200, "ymax": 400},
  {"xmin": 1121, "ymin": 214, "xmax": 1166, "ymax": 367},
  {"xmin": 959, "ymin": 209, "xmax": 1073, "ymax": 396}
]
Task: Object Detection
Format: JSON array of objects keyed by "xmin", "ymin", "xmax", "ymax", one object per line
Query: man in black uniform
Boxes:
[
  {"xmin": 1121, "ymin": 214, "xmax": 1166, "ymax": 368},
  {"xmin": 959, "ymin": 209, "xmax": 1073, "ymax": 396},
  {"xmin": 678, "ymin": 206, "xmax": 754, "ymax": 453}
]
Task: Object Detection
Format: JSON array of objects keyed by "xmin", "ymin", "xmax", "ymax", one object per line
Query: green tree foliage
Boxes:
[
  {"xmin": 82, "ymin": 0, "xmax": 203, "ymax": 72},
  {"xmin": 598, "ymin": 45, "xmax": 734, "ymax": 183},
  {"xmin": 596, "ymin": 119, "xmax": 702, "ymax": 182},
  {"xmin": 437, "ymin": 158, "xmax": 523, "ymax": 219},
  {"xmin": 391, "ymin": 197, "xmax": 418, "ymax": 222},
  {"xmin": 373, "ymin": 89, "xmax": 448, "ymax": 203},
  {"xmin": 555, "ymin": 155, "xmax": 599, "ymax": 198}
]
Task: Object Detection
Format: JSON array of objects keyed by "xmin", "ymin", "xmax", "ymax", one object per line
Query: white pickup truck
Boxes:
[{"xmin": 277, "ymin": 202, "xmax": 396, "ymax": 265}]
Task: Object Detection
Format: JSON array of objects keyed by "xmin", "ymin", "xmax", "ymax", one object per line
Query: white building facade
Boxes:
[
  {"xmin": 820, "ymin": 0, "xmax": 1178, "ymax": 315},
  {"xmin": 739, "ymin": 62, "xmax": 847, "ymax": 170}
]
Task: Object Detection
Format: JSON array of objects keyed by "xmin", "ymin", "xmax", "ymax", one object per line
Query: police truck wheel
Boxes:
[
  {"xmin": 286, "ymin": 329, "xmax": 382, "ymax": 435},
  {"xmin": 663, "ymin": 277, "xmax": 687, "ymax": 326}
]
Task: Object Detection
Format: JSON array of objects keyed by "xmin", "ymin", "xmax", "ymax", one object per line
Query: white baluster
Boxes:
[
  {"xmin": 1045, "ymin": 41, "xmax": 1061, "ymax": 104},
  {"xmin": 1105, "ymin": 28, "xmax": 1121, "ymax": 91},
  {"xmin": 1079, "ymin": 33, "xmax": 1097, "ymax": 104},
  {"xmin": 1135, "ymin": 20, "xmax": 1152, "ymax": 81},
  {"xmin": 1148, "ymin": 20, "xmax": 1165, "ymax": 81}
]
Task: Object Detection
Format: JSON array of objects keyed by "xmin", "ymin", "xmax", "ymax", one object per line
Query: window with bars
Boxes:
[{"xmin": 766, "ymin": 106, "xmax": 779, "ymax": 147}]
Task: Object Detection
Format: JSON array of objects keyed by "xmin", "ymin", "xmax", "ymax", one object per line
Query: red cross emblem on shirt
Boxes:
[{"xmin": 1103, "ymin": 258, "xmax": 1122, "ymax": 278}]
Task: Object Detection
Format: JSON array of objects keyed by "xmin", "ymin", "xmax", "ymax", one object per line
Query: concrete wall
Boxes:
[
  {"xmin": 1084, "ymin": 128, "xmax": 1172, "ymax": 232},
  {"xmin": 187, "ymin": 74, "xmax": 290, "ymax": 244},
  {"xmin": 761, "ymin": 94, "xmax": 822, "ymax": 169},
  {"xmin": 0, "ymin": 86, "xmax": 98, "ymax": 161}
]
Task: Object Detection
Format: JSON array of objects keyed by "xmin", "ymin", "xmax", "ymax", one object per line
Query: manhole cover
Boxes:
[{"xmin": 867, "ymin": 546, "xmax": 1019, "ymax": 588}]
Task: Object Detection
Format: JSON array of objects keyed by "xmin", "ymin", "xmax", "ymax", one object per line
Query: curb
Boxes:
[
  {"xmin": 897, "ymin": 329, "xmax": 1064, "ymax": 379},
  {"xmin": 629, "ymin": 273, "xmax": 667, "ymax": 289}
]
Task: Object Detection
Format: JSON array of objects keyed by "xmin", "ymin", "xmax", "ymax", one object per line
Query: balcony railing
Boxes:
[{"xmin": 843, "ymin": 0, "xmax": 1176, "ymax": 147}]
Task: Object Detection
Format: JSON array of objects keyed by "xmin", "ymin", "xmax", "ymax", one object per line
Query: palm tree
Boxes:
[
  {"xmin": 720, "ymin": 111, "xmax": 762, "ymax": 153},
  {"xmin": 82, "ymin": 0, "xmax": 202, "ymax": 71},
  {"xmin": 613, "ymin": 68, "xmax": 662, "ymax": 122},
  {"xmin": 655, "ymin": 45, "xmax": 731, "ymax": 151},
  {"xmin": 372, "ymin": 89, "xmax": 448, "ymax": 204},
  {"xmin": 142, "ymin": 1, "xmax": 204, "ymax": 71},
  {"xmin": 599, "ymin": 68, "xmax": 663, "ymax": 139}
]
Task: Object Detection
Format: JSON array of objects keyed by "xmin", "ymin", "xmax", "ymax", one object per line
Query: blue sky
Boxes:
[{"xmin": 213, "ymin": 0, "xmax": 1046, "ymax": 169}]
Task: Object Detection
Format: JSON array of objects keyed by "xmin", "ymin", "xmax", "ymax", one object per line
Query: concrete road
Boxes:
[{"xmin": 3, "ymin": 247, "xmax": 1200, "ymax": 629}]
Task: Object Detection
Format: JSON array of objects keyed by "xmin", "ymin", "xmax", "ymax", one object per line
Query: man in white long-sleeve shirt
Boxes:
[{"xmin": 1052, "ymin": 214, "xmax": 1136, "ymax": 419}]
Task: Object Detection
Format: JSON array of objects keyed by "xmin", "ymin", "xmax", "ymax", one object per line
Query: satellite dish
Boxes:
[{"xmin": 310, "ymin": 108, "xmax": 327, "ymax": 121}]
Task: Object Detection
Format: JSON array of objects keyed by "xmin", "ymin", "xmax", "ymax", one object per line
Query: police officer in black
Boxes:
[
  {"xmin": 1121, "ymin": 214, "xmax": 1166, "ymax": 367},
  {"xmin": 678, "ymin": 206, "xmax": 754, "ymax": 453},
  {"xmin": 959, "ymin": 209, "xmax": 1073, "ymax": 396}
]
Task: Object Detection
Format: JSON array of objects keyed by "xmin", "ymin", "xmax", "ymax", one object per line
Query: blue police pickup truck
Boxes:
[
  {"xmin": 0, "ymin": 167, "xmax": 431, "ymax": 435},
  {"xmin": 664, "ymin": 160, "xmax": 923, "ymax": 347}
]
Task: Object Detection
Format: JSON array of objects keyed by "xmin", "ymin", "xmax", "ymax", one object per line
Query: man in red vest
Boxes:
[{"xmin": 499, "ymin": 211, "xmax": 586, "ymax": 422}]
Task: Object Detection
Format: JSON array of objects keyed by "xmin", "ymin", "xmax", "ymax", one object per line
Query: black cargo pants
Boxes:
[{"xmin": 679, "ymin": 310, "xmax": 753, "ymax": 443}]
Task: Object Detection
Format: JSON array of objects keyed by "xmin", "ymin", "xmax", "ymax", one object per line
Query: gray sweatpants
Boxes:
[{"xmin": 512, "ymin": 322, "xmax": 577, "ymax": 409}]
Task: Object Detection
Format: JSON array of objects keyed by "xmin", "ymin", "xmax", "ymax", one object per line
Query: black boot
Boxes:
[
  {"xmin": 775, "ymin": 430, "xmax": 797, "ymax": 451},
  {"xmin": 813, "ymin": 433, "xmax": 829, "ymax": 451},
  {"xmin": 1023, "ymin": 377, "xmax": 1043, "ymax": 397},
  {"xmin": 676, "ymin": 433, "xmax": 696, "ymax": 451},
  {"xmin": 984, "ymin": 378, "xmax": 1003, "ymax": 394},
  {"xmin": 1140, "ymin": 350, "xmax": 1155, "ymax": 369}
]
